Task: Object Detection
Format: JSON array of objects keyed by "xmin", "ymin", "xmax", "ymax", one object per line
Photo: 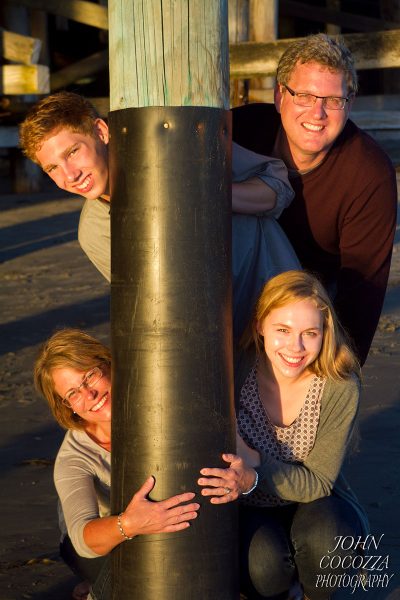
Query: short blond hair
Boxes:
[
  {"xmin": 34, "ymin": 329, "xmax": 111, "ymax": 430},
  {"xmin": 19, "ymin": 91, "xmax": 100, "ymax": 163},
  {"xmin": 243, "ymin": 270, "xmax": 359, "ymax": 381},
  {"xmin": 277, "ymin": 33, "xmax": 358, "ymax": 95}
]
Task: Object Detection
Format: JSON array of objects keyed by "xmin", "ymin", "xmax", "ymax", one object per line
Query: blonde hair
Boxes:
[
  {"xmin": 277, "ymin": 33, "xmax": 358, "ymax": 95},
  {"xmin": 19, "ymin": 91, "xmax": 100, "ymax": 163},
  {"xmin": 34, "ymin": 329, "xmax": 111, "ymax": 430},
  {"xmin": 243, "ymin": 270, "xmax": 359, "ymax": 381}
]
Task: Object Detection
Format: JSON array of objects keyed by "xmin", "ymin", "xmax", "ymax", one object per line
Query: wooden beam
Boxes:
[
  {"xmin": 50, "ymin": 49, "xmax": 108, "ymax": 91},
  {"xmin": 280, "ymin": 0, "xmax": 399, "ymax": 32},
  {"xmin": 0, "ymin": 27, "xmax": 42, "ymax": 64},
  {"xmin": 249, "ymin": 0, "xmax": 278, "ymax": 90},
  {"xmin": 4, "ymin": 0, "xmax": 108, "ymax": 30},
  {"xmin": 230, "ymin": 30, "xmax": 400, "ymax": 78},
  {"xmin": 351, "ymin": 111, "xmax": 400, "ymax": 130},
  {"xmin": 228, "ymin": 0, "xmax": 249, "ymax": 106},
  {"xmin": 1, "ymin": 64, "xmax": 49, "ymax": 94},
  {"xmin": 0, "ymin": 95, "xmax": 110, "ymax": 117}
]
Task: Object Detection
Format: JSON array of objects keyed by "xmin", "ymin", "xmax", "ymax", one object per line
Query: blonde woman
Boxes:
[{"xmin": 199, "ymin": 270, "xmax": 368, "ymax": 600}]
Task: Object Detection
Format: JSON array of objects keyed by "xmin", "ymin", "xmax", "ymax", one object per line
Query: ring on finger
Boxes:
[{"xmin": 224, "ymin": 487, "xmax": 231, "ymax": 494}]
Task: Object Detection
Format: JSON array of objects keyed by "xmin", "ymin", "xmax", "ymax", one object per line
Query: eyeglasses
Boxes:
[
  {"xmin": 62, "ymin": 366, "xmax": 105, "ymax": 408},
  {"xmin": 283, "ymin": 84, "xmax": 350, "ymax": 110}
]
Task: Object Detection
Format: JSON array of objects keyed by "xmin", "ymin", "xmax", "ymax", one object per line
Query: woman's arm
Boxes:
[
  {"xmin": 236, "ymin": 429, "xmax": 261, "ymax": 468},
  {"xmin": 253, "ymin": 378, "xmax": 359, "ymax": 502},
  {"xmin": 83, "ymin": 476, "xmax": 199, "ymax": 556},
  {"xmin": 55, "ymin": 434, "xmax": 198, "ymax": 558},
  {"xmin": 199, "ymin": 378, "xmax": 359, "ymax": 505}
]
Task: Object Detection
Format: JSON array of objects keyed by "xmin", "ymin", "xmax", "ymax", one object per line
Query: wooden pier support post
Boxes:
[{"xmin": 108, "ymin": 1, "xmax": 237, "ymax": 598}]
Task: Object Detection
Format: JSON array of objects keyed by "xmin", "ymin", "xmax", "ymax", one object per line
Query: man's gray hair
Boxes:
[{"xmin": 276, "ymin": 33, "xmax": 358, "ymax": 95}]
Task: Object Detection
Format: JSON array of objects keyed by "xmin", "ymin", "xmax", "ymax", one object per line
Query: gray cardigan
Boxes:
[{"xmin": 236, "ymin": 356, "xmax": 369, "ymax": 535}]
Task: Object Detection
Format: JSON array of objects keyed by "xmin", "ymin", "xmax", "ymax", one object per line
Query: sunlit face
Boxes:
[
  {"xmin": 275, "ymin": 61, "xmax": 353, "ymax": 170},
  {"xmin": 258, "ymin": 299, "xmax": 324, "ymax": 382},
  {"xmin": 52, "ymin": 365, "xmax": 111, "ymax": 425},
  {"xmin": 35, "ymin": 119, "xmax": 109, "ymax": 199}
]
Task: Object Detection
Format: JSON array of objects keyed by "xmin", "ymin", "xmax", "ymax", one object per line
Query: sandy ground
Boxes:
[{"xmin": 0, "ymin": 175, "xmax": 399, "ymax": 600}]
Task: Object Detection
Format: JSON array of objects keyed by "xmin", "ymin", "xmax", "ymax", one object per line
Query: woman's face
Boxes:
[
  {"xmin": 258, "ymin": 298, "xmax": 324, "ymax": 382},
  {"xmin": 52, "ymin": 365, "xmax": 111, "ymax": 425}
]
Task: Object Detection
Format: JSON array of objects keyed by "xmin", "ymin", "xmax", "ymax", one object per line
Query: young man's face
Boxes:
[
  {"xmin": 274, "ymin": 61, "xmax": 353, "ymax": 170},
  {"xmin": 35, "ymin": 119, "xmax": 110, "ymax": 200}
]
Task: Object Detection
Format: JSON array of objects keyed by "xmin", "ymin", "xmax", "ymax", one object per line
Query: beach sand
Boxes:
[{"xmin": 0, "ymin": 176, "xmax": 399, "ymax": 599}]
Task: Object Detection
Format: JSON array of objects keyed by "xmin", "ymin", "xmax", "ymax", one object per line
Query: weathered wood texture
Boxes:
[
  {"xmin": 326, "ymin": 0, "xmax": 341, "ymax": 35},
  {"xmin": 4, "ymin": 0, "xmax": 108, "ymax": 30},
  {"xmin": 0, "ymin": 28, "xmax": 41, "ymax": 64},
  {"xmin": 50, "ymin": 49, "xmax": 108, "ymax": 91},
  {"xmin": 30, "ymin": 9, "xmax": 50, "ymax": 65},
  {"xmin": 1, "ymin": 64, "xmax": 49, "ymax": 94},
  {"xmin": 249, "ymin": 0, "xmax": 278, "ymax": 91},
  {"xmin": 108, "ymin": 0, "xmax": 229, "ymax": 110},
  {"xmin": 351, "ymin": 110, "xmax": 400, "ymax": 130},
  {"xmin": 228, "ymin": 0, "xmax": 249, "ymax": 106},
  {"xmin": 280, "ymin": 0, "xmax": 399, "ymax": 31},
  {"xmin": 230, "ymin": 30, "xmax": 400, "ymax": 78},
  {"xmin": 249, "ymin": 0, "xmax": 277, "ymax": 42}
]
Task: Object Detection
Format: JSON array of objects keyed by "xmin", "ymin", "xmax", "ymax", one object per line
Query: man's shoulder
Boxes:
[
  {"xmin": 340, "ymin": 119, "xmax": 395, "ymax": 173},
  {"xmin": 232, "ymin": 103, "xmax": 279, "ymax": 155}
]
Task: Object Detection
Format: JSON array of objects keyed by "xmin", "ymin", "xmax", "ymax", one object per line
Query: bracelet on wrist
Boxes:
[
  {"xmin": 242, "ymin": 471, "xmax": 258, "ymax": 496},
  {"xmin": 117, "ymin": 512, "xmax": 133, "ymax": 541}
]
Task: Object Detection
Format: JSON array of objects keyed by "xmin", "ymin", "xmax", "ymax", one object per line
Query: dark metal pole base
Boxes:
[{"xmin": 109, "ymin": 106, "xmax": 237, "ymax": 599}]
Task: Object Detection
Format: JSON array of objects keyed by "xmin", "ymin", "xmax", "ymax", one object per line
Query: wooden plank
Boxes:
[
  {"xmin": 0, "ymin": 95, "xmax": 110, "ymax": 117},
  {"xmin": 249, "ymin": 0, "xmax": 278, "ymax": 90},
  {"xmin": 230, "ymin": 30, "xmax": 400, "ymax": 78},
  {"xmin": 228, "ymin": 0, "xmax": 249, "ymax": 106},
  {"xmin": 280, "ymin": 0, "xmax": 399, "ymax": 32},
  {"xmin": 109, "ymin": 0, "xmax": 229, "ymax": 110},
  {"xmin": 5, "ymin": 0, "xmax": 108, "ymax": 30},
  {"xmin": 354, "ymin": 94, "xmax": 400, "ymax": 111},
  {"xmin": 351, "ymin": 111, "xmax": 400, "ymax": 130},
  {"xmin": 50, "ymin": 49, "xmax": 108, "ymax": 91},
  {"xmin": 326, "ymin": 0, "xmax": 341, "ymax": 36},
  {"xmin": 248, "ymin": 88, "xmax": 274, "ymax": 103},
  {"xmin": 1, "ymin": 64, "xmax": 49, "ymax": 94},
  {"xmin": 1, "ymin": 27, "xmax": 42, "ymax": 64}
]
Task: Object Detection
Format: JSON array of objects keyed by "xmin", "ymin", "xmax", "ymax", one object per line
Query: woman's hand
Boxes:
[
  {"xmin": 198, "ymin": 454, "xmax": 258, "ymax": 504},
  {"xmin": 84, "ymin": 477, "xmax": 199, "ymax": 555},
  {"xmin": 120, "ymin": 476, "xmax": 200, "ymax": 537}
]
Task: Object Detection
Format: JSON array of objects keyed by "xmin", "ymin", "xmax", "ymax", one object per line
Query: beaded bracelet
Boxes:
[
  {"xmin": 117, "ymin": 512, "xmax": 133, "ymax": 540},
  {"xmin": 241, "ymin": 471, "xmax": 258, "ymax": 496}
]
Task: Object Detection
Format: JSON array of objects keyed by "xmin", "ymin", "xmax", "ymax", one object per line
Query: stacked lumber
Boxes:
[{"xmin": 1, "ymin": 27, "xmax": 49, "ymax": 94}]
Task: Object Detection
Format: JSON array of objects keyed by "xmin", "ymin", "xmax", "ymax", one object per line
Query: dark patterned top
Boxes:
[{"xmin": 238, "ymin": 364, "xmax": 326, "ymax": 507}]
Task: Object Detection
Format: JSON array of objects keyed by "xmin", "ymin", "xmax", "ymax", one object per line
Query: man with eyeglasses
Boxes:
[{"xmin": 233, "ymin": 33, "xmax": 397, "ymax": 366}]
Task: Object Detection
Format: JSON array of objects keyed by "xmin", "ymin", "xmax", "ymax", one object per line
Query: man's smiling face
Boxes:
[
  {"xmin": 35, "ymin": 118, "xmax": 109, "ymax": 200},
  {"xmin": 275, "ymin": 61, "xmax": 352, "ymax": 170}
]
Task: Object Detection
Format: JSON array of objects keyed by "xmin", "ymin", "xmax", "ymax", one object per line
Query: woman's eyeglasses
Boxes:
[{"xmin": 62, "ymin": 366, "xmax": 105, "ymax": 408}]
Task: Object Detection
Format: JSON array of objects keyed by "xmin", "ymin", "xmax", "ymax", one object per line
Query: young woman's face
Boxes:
[
  {"xmin": 52, "ymin": 365, "xmax": 111, "ymax": 424},
  {"xmin": 258, "ymin": 299, "xmax": 324, "ymax": 382}
]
